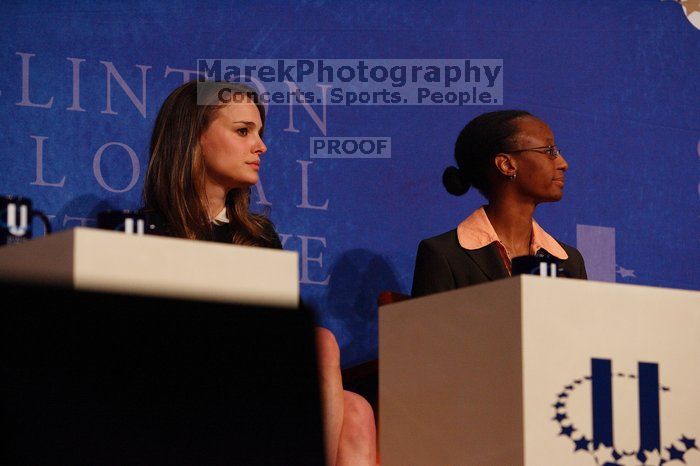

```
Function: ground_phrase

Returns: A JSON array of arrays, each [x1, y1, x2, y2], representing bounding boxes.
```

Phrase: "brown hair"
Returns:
[[143, 80, 276, 246]]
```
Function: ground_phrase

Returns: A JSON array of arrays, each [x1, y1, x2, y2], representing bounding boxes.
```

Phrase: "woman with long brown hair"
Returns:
[[143, 80, 376, 466], [143, 81, 279, 247]]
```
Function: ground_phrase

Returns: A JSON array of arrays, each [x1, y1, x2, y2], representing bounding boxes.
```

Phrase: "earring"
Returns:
[[508, 171, 517, 181]]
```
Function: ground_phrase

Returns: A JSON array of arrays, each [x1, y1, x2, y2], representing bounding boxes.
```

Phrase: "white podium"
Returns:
[[380, 276, 700, 466], [0, 227, 299, 308]]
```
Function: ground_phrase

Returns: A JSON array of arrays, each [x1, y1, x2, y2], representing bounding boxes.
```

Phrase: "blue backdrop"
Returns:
[[2, 0, 698, 366]]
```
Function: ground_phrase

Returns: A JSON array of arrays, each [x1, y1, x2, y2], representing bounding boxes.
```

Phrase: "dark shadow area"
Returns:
[[324, 248, 403, 367], [323, 248, 403, 417], [0, 280, 324, 465], [49, 195, 127, 234]]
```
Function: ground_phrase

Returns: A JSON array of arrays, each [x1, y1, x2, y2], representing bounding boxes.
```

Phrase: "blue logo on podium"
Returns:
[[553, 358, 698, 465]]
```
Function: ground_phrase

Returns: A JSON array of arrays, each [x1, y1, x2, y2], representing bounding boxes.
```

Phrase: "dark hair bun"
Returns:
[[442, 166, 471, 196]]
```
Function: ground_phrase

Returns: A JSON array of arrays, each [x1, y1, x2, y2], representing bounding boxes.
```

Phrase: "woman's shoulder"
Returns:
[[214, 216, 282, 249], [137, 208, 281, 249], [420, 229, 458, 246], [261, 220, 283, 249], [555, 240, 588, 279], [556, 241, 584, 260], [416, 229, 461, 255]]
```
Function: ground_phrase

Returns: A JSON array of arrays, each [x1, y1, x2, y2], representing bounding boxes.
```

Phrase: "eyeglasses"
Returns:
[[506, 145, 561, 159]]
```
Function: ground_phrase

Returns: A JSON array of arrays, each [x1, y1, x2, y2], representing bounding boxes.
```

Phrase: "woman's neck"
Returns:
[[205, 184, 227, 220], [484, 198, 536, 256]]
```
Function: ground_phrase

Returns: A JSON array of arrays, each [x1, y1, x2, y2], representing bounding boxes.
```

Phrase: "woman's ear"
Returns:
[[494, 153, 517, 178]]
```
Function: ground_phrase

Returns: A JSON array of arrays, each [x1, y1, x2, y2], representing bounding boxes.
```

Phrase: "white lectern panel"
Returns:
[[0, 227, 299, 308], [380, 276, 700, 466]]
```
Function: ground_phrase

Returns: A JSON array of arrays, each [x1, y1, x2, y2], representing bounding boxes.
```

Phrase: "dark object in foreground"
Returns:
[[0, 281, 324, 466]]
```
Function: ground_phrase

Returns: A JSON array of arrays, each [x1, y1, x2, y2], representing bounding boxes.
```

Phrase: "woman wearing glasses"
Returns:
[[412, 110, 587, 297]]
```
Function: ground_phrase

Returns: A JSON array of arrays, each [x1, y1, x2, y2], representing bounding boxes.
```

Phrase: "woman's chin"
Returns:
[[536, 191, 564, 203], [226, 177, 259, 190], [549, 191, 564, 202]]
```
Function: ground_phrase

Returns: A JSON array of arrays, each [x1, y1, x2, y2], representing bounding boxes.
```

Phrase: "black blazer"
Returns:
[[411, 229, 587, 297]]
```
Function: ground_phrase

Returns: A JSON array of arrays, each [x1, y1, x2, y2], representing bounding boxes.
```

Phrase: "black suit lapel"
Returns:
[[462, 243, 509, 281]]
